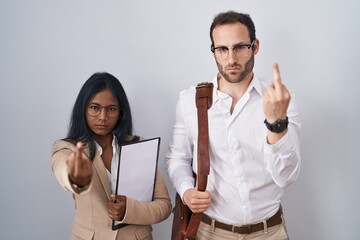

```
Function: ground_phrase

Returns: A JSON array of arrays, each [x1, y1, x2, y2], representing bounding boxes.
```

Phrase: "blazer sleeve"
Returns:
[[51, 140, 93, 195], [121, 168, 172, 225]]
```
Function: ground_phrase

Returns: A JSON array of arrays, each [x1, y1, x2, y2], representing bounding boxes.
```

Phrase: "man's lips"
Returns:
[[226, 67, 241, 73]]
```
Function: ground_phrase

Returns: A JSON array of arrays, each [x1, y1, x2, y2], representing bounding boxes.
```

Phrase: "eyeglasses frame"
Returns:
[[87, 104, 120, 118], [211, 40, 255, 59]]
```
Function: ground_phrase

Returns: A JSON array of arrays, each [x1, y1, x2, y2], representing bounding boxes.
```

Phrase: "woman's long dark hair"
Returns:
[[64, 72, 139, 160]]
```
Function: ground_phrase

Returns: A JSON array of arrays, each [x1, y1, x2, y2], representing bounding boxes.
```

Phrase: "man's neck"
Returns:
[[217, 72, 254, 105]]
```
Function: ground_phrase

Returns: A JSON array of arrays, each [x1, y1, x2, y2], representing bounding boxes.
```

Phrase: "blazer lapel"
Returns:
[[83, 147, 112, 198], [93, 153, 112, 198]]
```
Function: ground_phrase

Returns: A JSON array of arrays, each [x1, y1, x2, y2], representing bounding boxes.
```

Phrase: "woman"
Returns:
[[52, 72, 171, 240]]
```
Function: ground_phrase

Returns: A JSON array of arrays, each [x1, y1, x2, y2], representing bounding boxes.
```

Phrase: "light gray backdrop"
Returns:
[[1, 0, 359, 239]]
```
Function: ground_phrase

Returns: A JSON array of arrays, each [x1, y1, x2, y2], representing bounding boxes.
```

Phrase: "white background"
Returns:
[[0, 0, 359, 239]]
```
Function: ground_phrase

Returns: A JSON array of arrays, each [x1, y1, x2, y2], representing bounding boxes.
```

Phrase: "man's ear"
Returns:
[[253, 38, 260, 55]]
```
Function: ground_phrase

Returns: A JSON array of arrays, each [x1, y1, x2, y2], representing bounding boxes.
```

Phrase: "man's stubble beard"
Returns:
[[216, 53, 255, 84]]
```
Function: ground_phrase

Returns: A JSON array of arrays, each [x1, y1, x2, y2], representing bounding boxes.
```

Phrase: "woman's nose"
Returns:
[[98, 108, 108, 120]]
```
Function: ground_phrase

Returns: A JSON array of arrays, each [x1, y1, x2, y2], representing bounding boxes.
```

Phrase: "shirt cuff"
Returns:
[[264, 131, 293, 154], [178, 179, 195, 201]]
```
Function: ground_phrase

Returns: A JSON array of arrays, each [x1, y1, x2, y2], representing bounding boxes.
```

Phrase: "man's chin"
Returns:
[[225, 75, 243, 84]]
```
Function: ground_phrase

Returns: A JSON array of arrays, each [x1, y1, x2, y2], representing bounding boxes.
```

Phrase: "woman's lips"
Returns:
[[95, 124, 108, 129]]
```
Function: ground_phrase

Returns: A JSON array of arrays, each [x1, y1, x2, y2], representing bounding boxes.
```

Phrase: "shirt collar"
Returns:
[[211, 74, 222, 104], [211, 73, 263, 103], [249, 74, 263, 97]]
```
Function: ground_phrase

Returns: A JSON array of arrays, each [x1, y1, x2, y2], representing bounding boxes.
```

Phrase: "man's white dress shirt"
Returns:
[[166, 74, 301, 225]]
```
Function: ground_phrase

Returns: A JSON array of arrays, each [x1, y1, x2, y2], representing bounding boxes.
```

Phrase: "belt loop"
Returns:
[[263, 220, 268, 234], [210, 218, 215, 232]]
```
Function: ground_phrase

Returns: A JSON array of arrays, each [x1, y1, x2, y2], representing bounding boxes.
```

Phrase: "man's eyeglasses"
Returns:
[[211, 40, 255, 60], [87, 104, 120, 118]]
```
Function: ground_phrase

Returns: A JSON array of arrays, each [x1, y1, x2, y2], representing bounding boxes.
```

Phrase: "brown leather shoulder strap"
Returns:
[[195, 82, 213, 189], [185, 82, 213, 239]]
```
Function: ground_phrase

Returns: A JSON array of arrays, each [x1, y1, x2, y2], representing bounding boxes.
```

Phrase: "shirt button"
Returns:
[[240, 175, 246, 183]]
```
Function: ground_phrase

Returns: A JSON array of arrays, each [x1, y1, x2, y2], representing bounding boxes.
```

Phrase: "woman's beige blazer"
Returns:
[[52, 140, 172, 240]]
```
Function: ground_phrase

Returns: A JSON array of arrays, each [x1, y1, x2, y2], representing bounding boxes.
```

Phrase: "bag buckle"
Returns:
[[196, 82, 210, 88]]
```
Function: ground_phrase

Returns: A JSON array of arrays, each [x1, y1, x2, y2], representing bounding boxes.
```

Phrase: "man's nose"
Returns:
[[227, 49, 238, 64]]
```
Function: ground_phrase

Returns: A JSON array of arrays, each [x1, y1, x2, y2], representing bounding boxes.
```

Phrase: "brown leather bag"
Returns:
[[171, 82, 213, 240]]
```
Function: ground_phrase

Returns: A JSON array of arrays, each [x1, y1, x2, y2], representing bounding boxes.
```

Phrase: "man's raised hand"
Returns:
[[263, 63, 291, 124]]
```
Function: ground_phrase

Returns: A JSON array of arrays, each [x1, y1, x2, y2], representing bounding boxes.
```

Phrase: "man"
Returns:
[[166, 11, 301, 240]]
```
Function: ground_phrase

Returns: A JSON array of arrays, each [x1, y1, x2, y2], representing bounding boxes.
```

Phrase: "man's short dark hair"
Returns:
[[210, 11, 256, 48]]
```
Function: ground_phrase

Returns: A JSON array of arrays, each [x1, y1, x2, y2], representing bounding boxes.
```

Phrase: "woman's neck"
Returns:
[[95, 134, 113, 149]]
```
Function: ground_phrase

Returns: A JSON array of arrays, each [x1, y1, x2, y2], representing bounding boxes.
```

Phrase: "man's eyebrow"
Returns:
[[215, 41, 249, 48], [213, 44, 228, 48], [233, 41, 250, 46]]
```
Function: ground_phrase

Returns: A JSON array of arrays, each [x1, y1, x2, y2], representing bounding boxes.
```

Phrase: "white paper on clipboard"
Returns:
[[114, 137, 160, 202]]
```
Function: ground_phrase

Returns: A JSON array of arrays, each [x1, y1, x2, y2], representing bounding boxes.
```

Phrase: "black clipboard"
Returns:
[[112, 137, 160, 230]]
